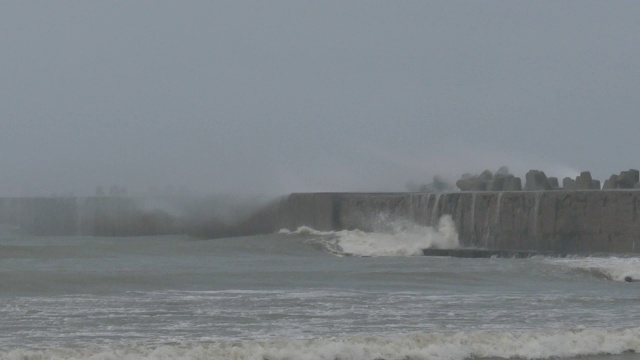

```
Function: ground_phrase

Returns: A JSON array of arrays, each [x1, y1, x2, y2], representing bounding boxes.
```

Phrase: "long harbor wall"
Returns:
[[248, 191, 640, 254], [2, 192, 640, 254]]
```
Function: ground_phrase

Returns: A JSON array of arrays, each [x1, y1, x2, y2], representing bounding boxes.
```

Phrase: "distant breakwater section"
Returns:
[[0, 197, 181, 236], [246, 191, 640, 254], [0, 196, 270, 237]]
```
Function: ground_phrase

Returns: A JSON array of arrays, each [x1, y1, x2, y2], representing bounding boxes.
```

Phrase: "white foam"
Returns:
[[547, 257, 640, 282], [282, 215, 459, 257], [278, 226, 333, 236], [3, 327, 639, 360]]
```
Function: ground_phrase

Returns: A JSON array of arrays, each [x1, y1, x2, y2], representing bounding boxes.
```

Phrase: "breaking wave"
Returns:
[[3, 327, 639, 360], [548, 257, 640, 282], [280, 215, 459, 257]]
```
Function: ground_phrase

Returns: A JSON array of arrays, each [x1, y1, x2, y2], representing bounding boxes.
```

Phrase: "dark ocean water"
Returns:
[[0, 221, 639, 359]]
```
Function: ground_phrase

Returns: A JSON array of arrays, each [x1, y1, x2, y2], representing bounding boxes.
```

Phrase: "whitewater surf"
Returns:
[[1, 221, 639, 359]]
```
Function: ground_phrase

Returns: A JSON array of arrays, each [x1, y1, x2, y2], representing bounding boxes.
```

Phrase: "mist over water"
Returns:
[[2, 2, 640, 196]]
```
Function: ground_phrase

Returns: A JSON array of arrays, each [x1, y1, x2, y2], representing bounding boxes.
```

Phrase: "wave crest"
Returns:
[[281, 215, 459, 257]]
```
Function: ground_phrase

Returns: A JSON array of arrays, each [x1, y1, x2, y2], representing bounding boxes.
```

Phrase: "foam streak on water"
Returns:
[[547, 257, 640, 282], [2, 327, 640, 360]]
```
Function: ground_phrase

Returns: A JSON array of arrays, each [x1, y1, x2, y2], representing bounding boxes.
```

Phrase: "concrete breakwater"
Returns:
[[247, 191, 640, 254], [2, 192, 640, 254]]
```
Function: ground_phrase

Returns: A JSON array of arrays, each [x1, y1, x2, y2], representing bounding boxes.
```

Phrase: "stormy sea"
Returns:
[[1, 216, 639, 360]]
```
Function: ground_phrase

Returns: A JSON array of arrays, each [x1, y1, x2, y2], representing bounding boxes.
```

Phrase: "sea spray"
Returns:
[[470, 193, 476, 237], [495, 192, 503, 222], [282, 215, 459, 257], [430, 193, 441, 226], [482, 201, 491, 248], [483, 192, 504, 248], [3, 327, 639, 360]]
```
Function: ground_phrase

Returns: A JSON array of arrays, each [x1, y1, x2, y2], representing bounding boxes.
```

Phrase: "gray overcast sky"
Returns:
[[1, 1, 639, 196]]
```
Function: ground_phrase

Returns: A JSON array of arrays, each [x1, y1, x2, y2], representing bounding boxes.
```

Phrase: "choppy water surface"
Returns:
[[1, 222, 639, 359]]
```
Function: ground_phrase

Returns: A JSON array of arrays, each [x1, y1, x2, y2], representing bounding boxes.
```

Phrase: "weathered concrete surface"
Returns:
[[246, 191, 640, 254]]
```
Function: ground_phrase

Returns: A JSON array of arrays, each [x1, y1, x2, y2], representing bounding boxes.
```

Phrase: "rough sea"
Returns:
[[1, 216, 639, 360]]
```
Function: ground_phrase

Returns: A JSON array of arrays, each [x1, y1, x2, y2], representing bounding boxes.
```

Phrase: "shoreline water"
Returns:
[[2, 230, 640, 359]]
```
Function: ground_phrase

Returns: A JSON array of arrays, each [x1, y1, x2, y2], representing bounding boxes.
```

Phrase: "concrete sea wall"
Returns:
[[253, 191, 640, 254], [2, 192, 640, 254]]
